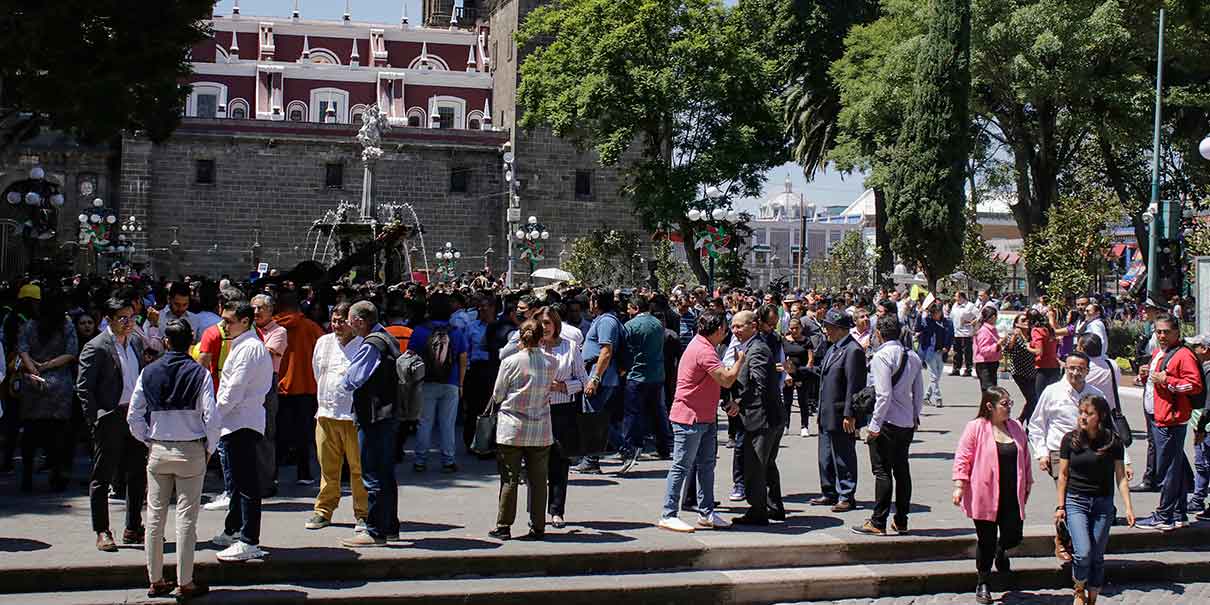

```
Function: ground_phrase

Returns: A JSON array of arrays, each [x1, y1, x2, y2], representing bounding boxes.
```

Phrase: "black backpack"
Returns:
[[421, 323, 454, 383], [851, 350, 910, 418]]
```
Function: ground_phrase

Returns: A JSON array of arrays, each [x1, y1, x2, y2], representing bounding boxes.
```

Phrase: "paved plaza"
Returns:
[[789, 580, 1210, 605]]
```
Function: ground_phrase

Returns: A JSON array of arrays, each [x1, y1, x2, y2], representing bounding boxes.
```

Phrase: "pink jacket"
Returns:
[[973, 322, 1001, 363], [952, 418, 1033, 522]]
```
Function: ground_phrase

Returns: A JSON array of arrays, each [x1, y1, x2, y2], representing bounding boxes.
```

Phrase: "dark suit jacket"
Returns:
[[736, 335, 784, 432], [817, 334, 867, 432], [77, 330, 145, 423]]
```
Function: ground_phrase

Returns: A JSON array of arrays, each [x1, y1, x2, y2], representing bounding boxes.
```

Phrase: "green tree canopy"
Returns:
[[1021, 191, 1124, 299]]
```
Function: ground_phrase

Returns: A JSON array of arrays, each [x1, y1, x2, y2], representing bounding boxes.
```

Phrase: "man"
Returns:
[[1184, 334, 1210, 521], [1132, 297, 1167, 492], [850, 307, 872, 350], [577, 291, 625, 474], [408, 293, 469, 473], [1080, 303, 1109, 359], [676, 294, 698, 349], [340, 301, 403, 547], [306, 303, 368, 533], [814, 310, 867, 512], [949, 292, 976, 377], [1136, 314, 1203, 531], [852, 316, 923, 536], [656, 311, 742, 532], [618, 295, 671, 472], [1028, 352, 1104, 560], [144, 282, 201, 354], [78, 297, 147, 552], [462, 295, 495, 450], [251, 294, 288, 496], [127, 320, 219, 599], [198, 287, 243, 512], [211, 299, 274, 561], [273, 290, 323, 487], [916, 304, 953, 406], [732, 307, 787, 525]]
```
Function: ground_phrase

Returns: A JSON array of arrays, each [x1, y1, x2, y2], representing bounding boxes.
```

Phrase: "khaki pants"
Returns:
[[314, 417, 368, 520], [496, 444, 550, 532], [145, 440, 206, 586]]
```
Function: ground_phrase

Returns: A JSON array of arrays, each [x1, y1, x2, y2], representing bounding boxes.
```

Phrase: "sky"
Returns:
[[210, 1, 871, 210]]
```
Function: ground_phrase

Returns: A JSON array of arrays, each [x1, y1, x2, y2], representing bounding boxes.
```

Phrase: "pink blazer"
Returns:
[[973, 322, 1001, 363], [952, 418, 1033, 522]]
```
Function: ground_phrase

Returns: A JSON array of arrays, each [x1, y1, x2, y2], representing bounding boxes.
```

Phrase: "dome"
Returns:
[[757, 174, 813, 220]]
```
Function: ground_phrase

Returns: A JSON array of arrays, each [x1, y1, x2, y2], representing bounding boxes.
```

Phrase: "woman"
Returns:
[[1052, 307, 1079, 359], [972, 306, 1001, 390], [1028, 309, 1061, 397], [536, 307, 588, 529], [952, 387, 1033, 605], [1056, 395, 1135, 605], [490, 319, 557, 541], [1001, 314, 1039, 426], [17, 294, 78, 492], [782, 318, 814, 436]]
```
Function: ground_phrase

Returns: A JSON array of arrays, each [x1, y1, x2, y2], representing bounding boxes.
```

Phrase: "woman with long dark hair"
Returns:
[[1027, 309, 1061, 396], [972, 306, 1002, 390], [953, 387, 1033, 604], [16, 293, 78, 492], [1055, 395, 1135, 605], [1001, 314, 1039, 425]]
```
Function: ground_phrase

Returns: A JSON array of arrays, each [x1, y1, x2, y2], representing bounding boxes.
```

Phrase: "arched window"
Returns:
[[350, 104, 368, 125], [428, 96, 466, 129], [309, 48, 341, 65], [187, 82, 229, 118], [405, 107, 426, 128], [408, 54, 450, 71], [228, 98, 250, 120], [286, 100, 308, 122], [309, 88, 349, 123], [467, 110, 485, 131]]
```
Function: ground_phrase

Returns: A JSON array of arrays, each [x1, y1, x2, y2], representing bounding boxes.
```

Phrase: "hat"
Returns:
[[1187, 334, 1210, 347], [784, 293, 800, 303], [1143, 296, 1169, 311], [821, 309, 855, 330], [17, 284, 41, 301]]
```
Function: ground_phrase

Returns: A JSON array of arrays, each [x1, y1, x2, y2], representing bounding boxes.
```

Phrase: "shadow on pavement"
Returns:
[[403, 537, 502, 551], [0, 537, 51, 552], [262, 500, 319, 513], [572, 520, 650, 532], [910, 452, 955, 461], [728, 515, 844, 535], [399, 520, 463, 532], [567, 478, 618, 487], [206, 587, 309, 601], [903, 527, 975, 538], [542, 530, 635, 543]]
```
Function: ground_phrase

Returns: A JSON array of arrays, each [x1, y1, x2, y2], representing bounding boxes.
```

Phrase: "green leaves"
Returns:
[[1021, 192, 1123, 299]]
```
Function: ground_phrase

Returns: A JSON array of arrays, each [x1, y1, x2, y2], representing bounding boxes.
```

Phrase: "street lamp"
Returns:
[[686, 185, 744, 292], [436, 241, 462, 280], [1200, 134, 1210, 161], [515, 215, 550, 283]]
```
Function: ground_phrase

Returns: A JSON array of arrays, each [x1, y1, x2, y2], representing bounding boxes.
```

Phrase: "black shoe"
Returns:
[[516, 531, 545, 541], [572, 461, 602, 474], [441, 463, 458, 474], [731, 514, 769, 526], [809, 496, 838, 506], [949, 371, 960, 376], [1130, 481, 1158, 492], [994, 547, 1011, 573], [413, 462, 427, 473], [769, 510, 787, 521], [488, 527, 511, 540], [975, 574, 993, 604]]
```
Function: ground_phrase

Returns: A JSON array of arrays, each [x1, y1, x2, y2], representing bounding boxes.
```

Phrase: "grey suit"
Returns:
[[816, 335, 866, 503], [77, 330, 147, 535], [735, 334, 785, 522]]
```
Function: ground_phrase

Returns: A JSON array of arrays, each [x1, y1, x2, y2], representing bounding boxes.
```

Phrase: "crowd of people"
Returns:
[[0, 272, 1205, 605]]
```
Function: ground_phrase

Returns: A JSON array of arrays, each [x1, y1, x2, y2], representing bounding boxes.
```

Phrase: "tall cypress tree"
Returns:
[[886, 0, 971, 291]]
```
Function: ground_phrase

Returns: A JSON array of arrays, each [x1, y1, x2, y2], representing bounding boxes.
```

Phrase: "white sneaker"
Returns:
[[657, 517, 696, 533], [697, 512, 732, 529], [216, 540, 266, 562], [203, 493, 230, 511], [354, 518, 368, 534], [800, 427, 810, 438], [211, 530, 240, 547]]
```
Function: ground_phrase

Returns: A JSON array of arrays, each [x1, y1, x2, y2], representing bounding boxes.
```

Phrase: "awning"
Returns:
[[1110, 243, 1126, 257], [752, 244, 772, 253]]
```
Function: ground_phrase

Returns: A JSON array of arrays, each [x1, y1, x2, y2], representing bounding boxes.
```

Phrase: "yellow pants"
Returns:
[[314, 417, 368, 521]]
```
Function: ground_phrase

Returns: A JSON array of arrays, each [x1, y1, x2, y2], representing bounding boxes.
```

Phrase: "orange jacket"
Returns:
[[274, 311, 325, 395], [1150, 345, 1204, 427]]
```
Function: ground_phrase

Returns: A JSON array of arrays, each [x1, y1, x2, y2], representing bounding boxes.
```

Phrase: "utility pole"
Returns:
[[502, 143, 519, 287], [797, 191, 806, 291], [1145, 8, 1165, 301]]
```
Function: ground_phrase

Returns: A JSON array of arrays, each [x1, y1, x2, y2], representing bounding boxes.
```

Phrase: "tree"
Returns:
[[1021, 192, 1124, 299], [886, 0, 971, 292], [516, 0, 788, 285], [650, 238, 695, 292], [955, 206, 1007, 291], [563, 229, 644, 287], [810, 230, 872, 291], [0, 1, 213, 150]]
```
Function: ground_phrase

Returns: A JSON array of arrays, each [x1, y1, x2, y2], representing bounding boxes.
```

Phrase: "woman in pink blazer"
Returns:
[[952, 386, 1033, 605], [972, 306, 1002, 390]]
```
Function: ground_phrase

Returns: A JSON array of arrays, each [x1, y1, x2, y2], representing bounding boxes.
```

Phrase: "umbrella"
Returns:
[[531, 267, 574, 281]]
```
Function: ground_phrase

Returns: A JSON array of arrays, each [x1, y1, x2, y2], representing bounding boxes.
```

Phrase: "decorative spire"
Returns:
[[466, 45, 476, 71], [350, 36, 360, 66], [343, 0, 351, 22], [232, 0, 240, 17], [300, 34, 310, 61], [229, 29, 239, 62], [292, 0, 300, 20], [784, 173, 792, 193], [419, 42, 430, 69], [482, 98, 492, 129], [401, 1, 409, 27]]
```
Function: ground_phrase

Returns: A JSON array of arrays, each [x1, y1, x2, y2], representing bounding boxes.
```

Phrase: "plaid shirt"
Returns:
[[493, 348, 557, 447]]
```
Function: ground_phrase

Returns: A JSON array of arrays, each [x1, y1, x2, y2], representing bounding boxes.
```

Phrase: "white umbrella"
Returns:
[[531, 267, 574, 281]]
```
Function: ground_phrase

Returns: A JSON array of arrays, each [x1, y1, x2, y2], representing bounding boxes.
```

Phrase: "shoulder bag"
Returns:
[[470, 399, 499, 456], [1106, 361, 1133, 447], [850, 350, 909, 418]]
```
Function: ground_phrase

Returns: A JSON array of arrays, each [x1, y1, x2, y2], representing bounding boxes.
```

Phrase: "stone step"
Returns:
[[15, 549, 1210, 605], [3, 524, 1208, 595]]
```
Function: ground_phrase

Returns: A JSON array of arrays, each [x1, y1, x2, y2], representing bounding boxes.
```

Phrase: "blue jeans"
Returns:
[[662, 421, 718, 518], [359, 418, 400, 539], [416, 383, 459, 466], [1153, 423, 1192, 523], [621, 380, 672, 456], [218, 439, 234, 497], [1065, 492, 1115, 589], [923, 350, 944, 401], [1192, 436, 1210, 509]]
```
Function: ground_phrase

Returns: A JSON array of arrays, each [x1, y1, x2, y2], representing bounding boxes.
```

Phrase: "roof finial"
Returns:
[[350, 36, 360, 66], [300, 34, 310, 61], [343, 0, 351, 22], [784, 173, 792, 193], [229, 29, 240, 62], [401, 1, 409, 27], [292, 0, 300, 21], [482, 98, 492, 129], [466, 45, 476, 71], [232, 0, 240, 17]]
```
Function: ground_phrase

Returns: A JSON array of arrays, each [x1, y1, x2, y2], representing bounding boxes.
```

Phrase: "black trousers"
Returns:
[[548, 403, 576, 516], [953, 337, 974, 373], [783, 380, 816, 430], [1034, 367, 1061, 403], [742, 424, 784, 522], [974, 491, 1023, 574], [21, 418, 70, 489], [89, 411, 148, 533], [975, 362, 999, 391], [223, 428, 263, 544], [1013, 374, 1039, 427], [462, 361, 496, 449], [868, 423, 914, 529], [276, 393, 317, 481]]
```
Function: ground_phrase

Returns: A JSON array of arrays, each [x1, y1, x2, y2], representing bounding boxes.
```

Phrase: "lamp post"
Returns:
[[436, 241, 462, 281], [514, 215, 549, 284], [687, 185, 744, 292], [1145, 8, 1166, 301]]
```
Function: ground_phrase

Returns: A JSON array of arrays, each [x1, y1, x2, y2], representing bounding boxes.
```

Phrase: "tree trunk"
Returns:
[[873, 187, 892, 286], [681, 221, 710, 287]]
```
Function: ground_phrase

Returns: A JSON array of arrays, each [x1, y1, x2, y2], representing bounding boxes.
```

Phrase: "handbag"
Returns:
[[575, 393, 611, 457], [470, 400, 499, 456], [850, 350, 909, 418], [1106, 361, 1133, 447]]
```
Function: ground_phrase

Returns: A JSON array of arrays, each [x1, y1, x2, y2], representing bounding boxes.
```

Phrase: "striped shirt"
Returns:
[[543, 335, 589, 405], [493, 348, 557, 447]]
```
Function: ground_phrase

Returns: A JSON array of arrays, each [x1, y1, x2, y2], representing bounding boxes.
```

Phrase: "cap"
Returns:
[[17, 284, 41, 301], [821, 309, 855, 330], [1187, 333, 1210, 347]]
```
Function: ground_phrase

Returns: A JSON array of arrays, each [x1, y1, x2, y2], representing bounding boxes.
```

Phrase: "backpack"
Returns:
[[395, 350, 426, 421], [422, 323, 454, 383], [851, 349, 910, 418], [1159, 345, 1207, 410]]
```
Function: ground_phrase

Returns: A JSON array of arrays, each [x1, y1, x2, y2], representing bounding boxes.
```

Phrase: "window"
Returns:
[[187, 82, 228, 118], [228, 98, 249, 119], [754, 251, 768, 266], [196, 94, 218, 118], [231, 106, 247, 119], [437, 106, 454, 129], [408, 115, 421, 127], [320, 101, 339, 123], [309, 88, 350, 123], [450, 167, 470, 193], [352, 112, 364, 124], [575, 170, 592, 200], [325, 163, 344, 189], [428, 96, 466, 129], [290, 109, 304, 121], [195, 159, 215, 184], [468, 118, 480, 130]]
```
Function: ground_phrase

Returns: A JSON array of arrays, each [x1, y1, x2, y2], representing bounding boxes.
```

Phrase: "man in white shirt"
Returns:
[[949, 292, 976, 377], [211, 300, 275, 562], [1080, 303, 1109, 359], [306, 303, 368, 533], [143, 282, 201, 355]]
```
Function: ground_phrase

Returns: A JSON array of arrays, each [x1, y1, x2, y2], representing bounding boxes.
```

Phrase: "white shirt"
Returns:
[[560, 322, 584, 349], [544, 335, 589, 405], [1028, 379, 1106, 459], [127, 359, 222, 455], [216, 329, 275, 436], [313, 332, 363, 421], [950, 301, 976, 338], [868, 340, 925, 433], [111, 327, 140, 406], [1083, 318, 1109, 358]]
